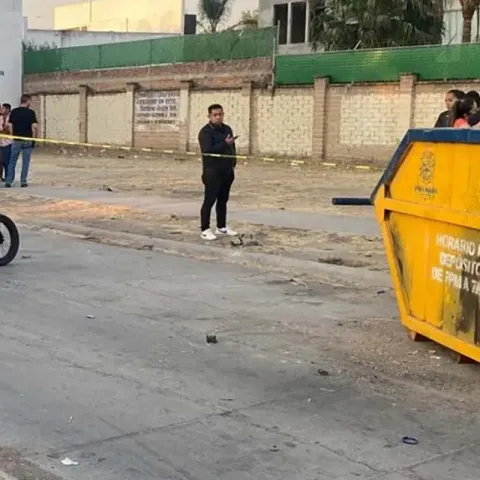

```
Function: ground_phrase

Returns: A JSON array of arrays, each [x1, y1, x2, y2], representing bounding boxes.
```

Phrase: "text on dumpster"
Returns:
[[431, 233, 480, 294]]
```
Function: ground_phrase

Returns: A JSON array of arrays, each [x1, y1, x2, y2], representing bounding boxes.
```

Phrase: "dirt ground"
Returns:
[[2, 196, 386, 272], [31, 149, 379, 216], [1, 150, 385, 270]]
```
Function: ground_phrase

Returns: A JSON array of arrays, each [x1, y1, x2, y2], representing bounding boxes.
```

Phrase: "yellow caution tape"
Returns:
[[0, 134, 380, 171]]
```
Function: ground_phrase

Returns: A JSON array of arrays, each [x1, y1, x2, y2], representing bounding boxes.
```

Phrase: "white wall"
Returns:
[[443, 0, 480, 44], [0, 0, 23, 105], [24, 29, 174, 49]]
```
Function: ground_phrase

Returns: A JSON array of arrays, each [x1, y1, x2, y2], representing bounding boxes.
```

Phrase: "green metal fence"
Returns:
[[24, 27, 276, 74], [275, 43, 480, 85]]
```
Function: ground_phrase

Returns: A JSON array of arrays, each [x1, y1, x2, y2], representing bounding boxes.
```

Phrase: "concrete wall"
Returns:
[[45, 94, 79, 141], [87, 93, 131, 145], [0, 0, 23, 105], [23, 59, 480, 164], [24, 29, 174, 49]]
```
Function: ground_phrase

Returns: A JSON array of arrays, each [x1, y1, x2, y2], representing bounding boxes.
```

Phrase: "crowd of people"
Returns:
[[0, 94, 38, 187], [434, 89, 480, 128]]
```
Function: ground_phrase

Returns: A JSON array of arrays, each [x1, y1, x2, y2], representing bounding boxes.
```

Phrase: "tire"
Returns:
[[0, 214, 20, 266]]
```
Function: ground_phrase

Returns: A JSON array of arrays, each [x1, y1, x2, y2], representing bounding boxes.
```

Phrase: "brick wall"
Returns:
[[23, 61, 480, 164], [44, 94, 80, 142], [251, 87, 314, 157]]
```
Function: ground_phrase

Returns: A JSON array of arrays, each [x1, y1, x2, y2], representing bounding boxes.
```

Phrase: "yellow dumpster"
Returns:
[[334, 129, 480, 363]]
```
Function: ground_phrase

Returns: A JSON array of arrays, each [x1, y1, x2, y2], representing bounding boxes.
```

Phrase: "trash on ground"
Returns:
[[317, 369, 329, 376], [230, 235, 244, 247], [401, 436, 419, 445], [289, 278, 308, 287], [86, 315, 95, 319], [269, 445, 280, 452], [61, 457, 79, 466], [206, 335, 218, 344]]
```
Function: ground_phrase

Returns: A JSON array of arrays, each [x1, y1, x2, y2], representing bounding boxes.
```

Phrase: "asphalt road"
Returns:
[[0, 230, 479, 479]]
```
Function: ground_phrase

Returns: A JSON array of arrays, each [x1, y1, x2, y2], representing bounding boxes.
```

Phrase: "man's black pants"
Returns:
[[201, 167, 235, 231]]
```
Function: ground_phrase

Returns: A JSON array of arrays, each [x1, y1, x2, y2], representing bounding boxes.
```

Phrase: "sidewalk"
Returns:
[[2, 185, 379, 236]]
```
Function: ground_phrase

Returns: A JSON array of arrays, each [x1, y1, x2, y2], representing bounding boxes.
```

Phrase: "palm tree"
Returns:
[[197, 0, 234, 33], [310, 0, 444, 51], [459, 0, 480, 42], [239, 9, 259, 29]]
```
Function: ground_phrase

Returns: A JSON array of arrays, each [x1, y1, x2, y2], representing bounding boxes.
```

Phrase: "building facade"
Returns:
[[54, 0, 184, 33], [443, 0, 480, 43], [259, 0, 479, 55], [259, 0, 311, 54], [0, 0, 23, 105]]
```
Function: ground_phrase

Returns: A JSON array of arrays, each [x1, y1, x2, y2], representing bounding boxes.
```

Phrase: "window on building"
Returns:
[[291, 2, 307, 44], [273, 3, 288, 45], [184, 14, 197, 35]]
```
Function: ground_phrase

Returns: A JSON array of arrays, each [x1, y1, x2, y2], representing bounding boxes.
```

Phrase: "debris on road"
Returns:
[[269, 445, 280, 452], [317, 369, 329, 376], [61, 457, 79, 466], [401, 436, 419, 446], [230, 235, 244, 247], [86, 315, 95, 320], [289, 278, 308, 287], [206, 335, 218, 344]]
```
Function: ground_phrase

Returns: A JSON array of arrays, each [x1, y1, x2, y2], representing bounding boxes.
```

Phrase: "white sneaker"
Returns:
[[215, 227, 238, 237], [201, 228, 217, 241]]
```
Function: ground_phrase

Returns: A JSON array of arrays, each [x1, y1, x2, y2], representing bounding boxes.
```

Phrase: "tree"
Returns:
[[310, 0, 444, 51], [238, 9, 259, 29], [197, 0, 234, 33], [22, 40, 56, 52], [459, 0, 480, 42]]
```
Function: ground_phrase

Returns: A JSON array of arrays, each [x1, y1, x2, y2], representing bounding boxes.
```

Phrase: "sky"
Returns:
[[24, 0, 258, 30]]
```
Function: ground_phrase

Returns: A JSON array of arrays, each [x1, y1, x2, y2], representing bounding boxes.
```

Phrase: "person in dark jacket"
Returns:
[[434, 89, 465, 127], [466, 90, 480, 127], [198, 104, 238, 241]]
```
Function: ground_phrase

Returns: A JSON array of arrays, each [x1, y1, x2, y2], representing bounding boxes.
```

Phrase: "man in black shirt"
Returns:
[[5, 94, 38, 188], [198, 104, 238, 241]]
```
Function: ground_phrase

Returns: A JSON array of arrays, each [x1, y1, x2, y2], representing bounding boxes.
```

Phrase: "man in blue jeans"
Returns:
[[5, 94, 38, 188]]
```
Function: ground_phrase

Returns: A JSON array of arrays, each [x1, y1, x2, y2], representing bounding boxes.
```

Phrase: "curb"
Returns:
[[19, 219, 390, 289]]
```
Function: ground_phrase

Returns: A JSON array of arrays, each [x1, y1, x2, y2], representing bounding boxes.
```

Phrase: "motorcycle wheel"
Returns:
[[0, 214, 20, 266]]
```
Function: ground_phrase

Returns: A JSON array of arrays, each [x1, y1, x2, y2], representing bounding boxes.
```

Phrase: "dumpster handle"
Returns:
[[331, 197, 372, 206]]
